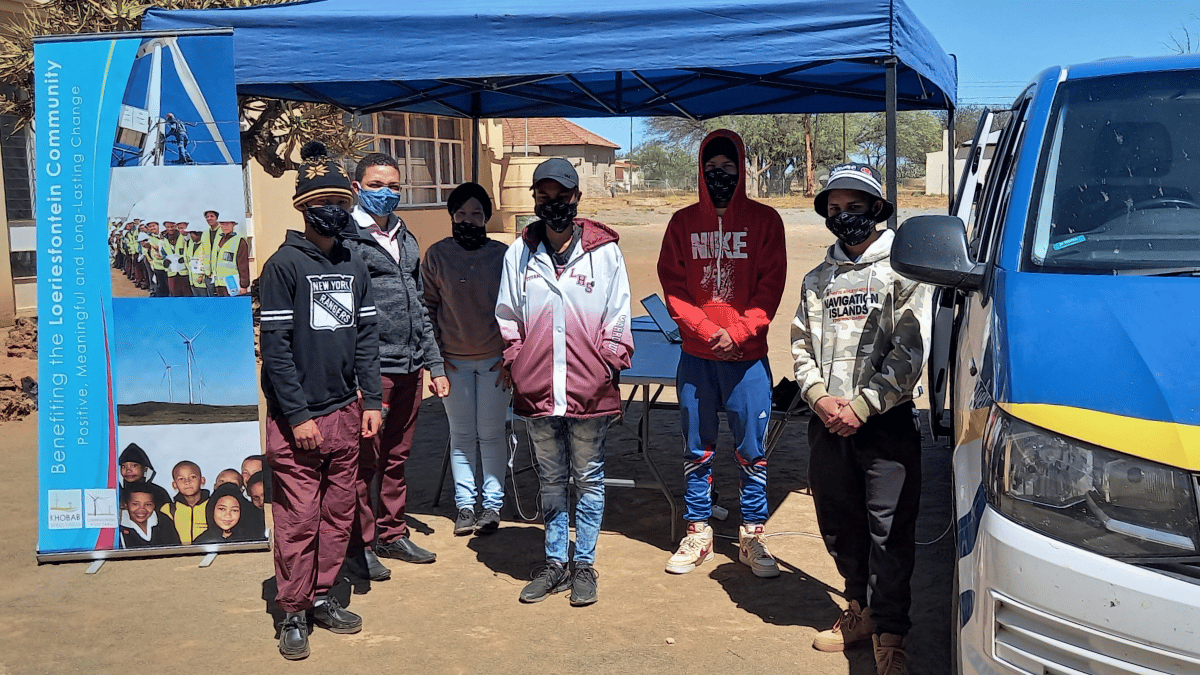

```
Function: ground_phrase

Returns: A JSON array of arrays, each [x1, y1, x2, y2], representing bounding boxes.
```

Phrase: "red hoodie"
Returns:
[[656, 129, 787, 362]]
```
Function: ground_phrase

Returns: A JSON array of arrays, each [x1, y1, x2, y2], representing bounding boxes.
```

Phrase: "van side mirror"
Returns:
[[892, 215, 986, 292]]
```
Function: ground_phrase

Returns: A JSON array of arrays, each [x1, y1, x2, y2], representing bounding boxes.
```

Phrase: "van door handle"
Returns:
[[969, 358, 978, 376]]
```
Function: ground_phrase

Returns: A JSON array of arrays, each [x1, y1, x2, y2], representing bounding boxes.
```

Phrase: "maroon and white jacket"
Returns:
[[496, 219, 634, 418]]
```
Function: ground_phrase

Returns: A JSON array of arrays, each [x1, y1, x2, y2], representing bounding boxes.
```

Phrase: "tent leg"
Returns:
[[947, 107, 956, 213], [885, 57, 898, 229], [471, 93, 481, 184]]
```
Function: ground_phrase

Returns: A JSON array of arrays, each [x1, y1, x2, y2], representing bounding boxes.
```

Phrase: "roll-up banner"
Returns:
[[34, 30, 267, 561]]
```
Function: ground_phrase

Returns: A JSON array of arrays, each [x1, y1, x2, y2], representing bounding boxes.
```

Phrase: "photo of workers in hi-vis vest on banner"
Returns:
[[35, 30, 264, 559]]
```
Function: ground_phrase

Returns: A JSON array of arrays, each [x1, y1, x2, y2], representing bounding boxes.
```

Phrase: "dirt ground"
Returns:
[[0, 202, 955, 675]]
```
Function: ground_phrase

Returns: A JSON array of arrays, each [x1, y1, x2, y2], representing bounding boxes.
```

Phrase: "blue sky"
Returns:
[[570, 0, 1197, 153], [111, 296, 258, 406]]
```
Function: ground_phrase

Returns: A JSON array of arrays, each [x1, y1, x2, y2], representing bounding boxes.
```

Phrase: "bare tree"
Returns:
[[0, 0, 365, 175], [1165, 15, 1200, 54]]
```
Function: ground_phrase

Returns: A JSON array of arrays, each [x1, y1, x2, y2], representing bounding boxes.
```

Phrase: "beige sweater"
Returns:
[[421, 237, 508, 360]]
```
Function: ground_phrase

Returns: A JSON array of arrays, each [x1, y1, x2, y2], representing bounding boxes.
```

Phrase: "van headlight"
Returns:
[[986, 408, 1200, 556]]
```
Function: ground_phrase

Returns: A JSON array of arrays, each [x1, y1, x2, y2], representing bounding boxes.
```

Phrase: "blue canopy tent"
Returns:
[[143, 0, 958, 209]]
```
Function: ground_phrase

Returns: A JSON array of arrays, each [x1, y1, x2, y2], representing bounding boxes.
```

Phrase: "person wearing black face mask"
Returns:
[[658, 130, 787, 581], [422, 182, 510, 537], [258, 140, 383, 660], [497, 157, 634, 607], [792, 163, 931, 671]]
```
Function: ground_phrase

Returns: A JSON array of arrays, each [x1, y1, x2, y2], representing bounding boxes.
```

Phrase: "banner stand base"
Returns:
[[38, 540, 270, 565], [85, 560, 105, 574], [199, 552, 217, 568]]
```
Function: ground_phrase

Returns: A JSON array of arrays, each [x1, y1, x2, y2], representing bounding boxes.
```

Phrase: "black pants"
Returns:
[[808, 402, 921, 636]]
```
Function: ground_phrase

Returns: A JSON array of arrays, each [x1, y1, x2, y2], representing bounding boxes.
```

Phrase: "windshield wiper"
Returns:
[[1114, 266, 1200, 277]]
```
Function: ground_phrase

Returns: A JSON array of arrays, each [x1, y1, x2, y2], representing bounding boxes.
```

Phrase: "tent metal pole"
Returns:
[[885, 57, 898, 229], [471, 93, 481, 183], [947, 107, 956, 213]]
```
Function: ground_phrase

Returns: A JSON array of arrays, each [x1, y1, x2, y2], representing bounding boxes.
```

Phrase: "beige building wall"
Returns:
[[249, 118, 508, 265]]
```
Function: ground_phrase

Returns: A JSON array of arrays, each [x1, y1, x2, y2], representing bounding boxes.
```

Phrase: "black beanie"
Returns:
[[293, 141, 354, 208], [446, 182, 493, 222], [702, 136, 739, 165]]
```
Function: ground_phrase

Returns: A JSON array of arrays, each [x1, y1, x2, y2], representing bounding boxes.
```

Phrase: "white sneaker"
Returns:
[[665, 522, 714, 574], [738, 523, 780, 578]]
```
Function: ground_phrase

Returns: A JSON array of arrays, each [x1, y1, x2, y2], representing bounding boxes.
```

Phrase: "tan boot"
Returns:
[[812, 599, 874, 651], [872, 633, 908, 675]]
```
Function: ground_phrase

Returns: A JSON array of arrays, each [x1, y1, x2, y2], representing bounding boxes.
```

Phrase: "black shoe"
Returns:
[[363, 547, 391, 581], [519, 561, 572, 603], [375, 536, 437, 563], [454, 508, 476, 536], [339, 551, 372, 595], [310, 595, 362, 634], [278, 612, 310, 660], [569, 563, 599, 606], [475, 508, 501, 535]]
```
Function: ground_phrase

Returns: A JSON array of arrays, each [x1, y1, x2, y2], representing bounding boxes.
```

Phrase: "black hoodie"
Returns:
[[259, 230, 383, 426], [117, 443, 172, 509], [193, 483, 263, 544]]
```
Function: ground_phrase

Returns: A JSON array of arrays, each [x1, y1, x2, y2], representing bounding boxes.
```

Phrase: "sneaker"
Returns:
[[873, 633, 909, 675], [665, 522, 714, 574], [310, 595, 362, 634], [738, 523, 780, 578], [454, 508, 476, 536], [519, 561, 572, 603], [375, 535, 437, 563], [278, 612, 310, 660], [475, 508, 501, 535], [813, 599, 875, 652], [569, 563, 599, 606]]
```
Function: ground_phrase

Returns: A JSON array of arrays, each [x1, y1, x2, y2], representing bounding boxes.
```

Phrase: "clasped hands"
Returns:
[[814, 395, 864, 437]]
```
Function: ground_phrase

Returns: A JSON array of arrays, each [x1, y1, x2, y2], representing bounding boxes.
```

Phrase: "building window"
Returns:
[[2, 111, 36, 282], [355, 112, 466, 206]]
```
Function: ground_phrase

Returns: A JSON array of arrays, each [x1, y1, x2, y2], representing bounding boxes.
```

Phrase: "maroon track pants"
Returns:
[[354, 372, 422, 546], [267, 402, 360, 613]]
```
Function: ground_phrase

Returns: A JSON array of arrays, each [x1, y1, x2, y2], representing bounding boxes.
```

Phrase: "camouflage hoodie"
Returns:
[[790, 229, 931, 422]]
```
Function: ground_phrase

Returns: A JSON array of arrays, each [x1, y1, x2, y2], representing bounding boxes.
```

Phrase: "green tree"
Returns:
[[851, 111, 944, 179], [626, 141, 696, 190], [0, 0, 363, 176]]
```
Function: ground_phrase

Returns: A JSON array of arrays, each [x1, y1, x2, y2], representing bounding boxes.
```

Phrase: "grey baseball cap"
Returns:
[[530, 157, 579, 190]]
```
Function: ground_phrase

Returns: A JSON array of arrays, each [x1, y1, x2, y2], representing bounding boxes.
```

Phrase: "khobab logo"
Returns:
[[47, 489, 83, 530]]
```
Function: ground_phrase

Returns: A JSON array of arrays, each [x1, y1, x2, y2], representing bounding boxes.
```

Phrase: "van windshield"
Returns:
[[1028, 71, 1200, 274]]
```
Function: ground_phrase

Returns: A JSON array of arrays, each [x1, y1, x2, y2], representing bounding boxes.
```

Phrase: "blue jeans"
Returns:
[[677, 353, 772, 524], [525, 415, 611, 565], [443, 355, 510, 512]]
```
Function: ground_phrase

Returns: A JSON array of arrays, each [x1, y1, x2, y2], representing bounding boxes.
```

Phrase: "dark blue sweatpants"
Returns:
[[676, 352, 772, 524]]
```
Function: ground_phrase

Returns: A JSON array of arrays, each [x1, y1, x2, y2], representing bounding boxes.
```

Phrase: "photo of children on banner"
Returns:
[[116, 441, 268, 549]]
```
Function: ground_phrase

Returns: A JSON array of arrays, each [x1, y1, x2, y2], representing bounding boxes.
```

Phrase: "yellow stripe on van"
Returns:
[[999, 403, 1200, 472]]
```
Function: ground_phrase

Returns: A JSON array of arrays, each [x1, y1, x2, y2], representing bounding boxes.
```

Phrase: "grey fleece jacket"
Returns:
[[341, 206, 445, 378]]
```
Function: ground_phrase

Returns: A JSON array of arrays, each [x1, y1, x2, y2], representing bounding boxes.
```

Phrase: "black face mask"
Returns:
[[536, 199, 578, 233], [825, 211, 878, 247], [304, 204, 349, 238], [704, 167, 738, 204], [452, 219, 488, 251]]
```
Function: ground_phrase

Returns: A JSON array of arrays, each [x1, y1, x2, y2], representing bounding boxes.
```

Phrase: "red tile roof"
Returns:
[[502, 118, 620, 150]]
